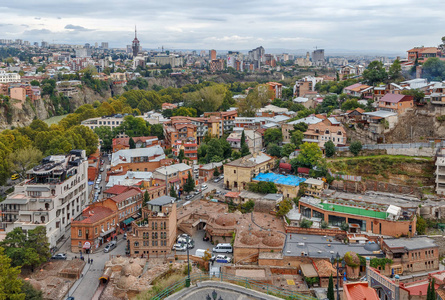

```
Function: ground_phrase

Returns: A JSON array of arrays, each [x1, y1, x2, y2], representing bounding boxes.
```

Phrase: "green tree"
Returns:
[[281, 143, 296, 157], [416, 215, 427, 235], [401, 89, 425, 104], [300, 218, 313, 228], [317, 95, 338, 114], [178, 149, 185, 163], [183, 171, 195, 193], [290, 130, 304, 148], [324, 140, 336, 158], [363, 61, 388, 85], [170, 185, 177, 198], [237, 84, 272, 117], [20, 280, 43, 300], [240, 131, 251, 157], [0, 247, 25, 300], [276, 199, 293, 217], [389, 59, 403, 82], [297, 142, 322, 167], [422, 57, 445, 81], [7, 147, 43, 179], [231, 150, 241, 159], [143, 191, 149, 206], [129, 137, 136, 149], [206, 139, 224, 163], [94, 126, 115, 153], [341, 99, 364, 111], [213, 167, 220, 177], [349, 141, 362, 156], [327, 275, 335, 300], [266, 143, 281, 157], [263, 128, 282, 146], [173, 107, 197, 117], [30, 80, 40, 87]]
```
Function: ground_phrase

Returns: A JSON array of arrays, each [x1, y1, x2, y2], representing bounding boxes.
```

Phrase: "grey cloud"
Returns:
[[24, 29, 52, 35], [34, 17, 41, 20], [65, 24, 94, 31]]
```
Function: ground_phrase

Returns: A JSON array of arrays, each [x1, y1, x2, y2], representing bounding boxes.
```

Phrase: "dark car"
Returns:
[[203, 236, 210, 241], [51, 253, 67, 260]]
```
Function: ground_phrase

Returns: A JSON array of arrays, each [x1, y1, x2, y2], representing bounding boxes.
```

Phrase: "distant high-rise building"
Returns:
[[132, 26, 140, 57], [75, 47, 92, 58], [101, 42, 109, 50], [209, 49, 216, 60], [312, 49, 325, 66], [33, 42, 39, 47], [41, 41, 48, 48], [84, 43, 90, 49]]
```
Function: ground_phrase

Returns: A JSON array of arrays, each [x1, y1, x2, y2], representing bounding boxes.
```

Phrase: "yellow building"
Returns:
[[304, 178, 326, 197], [224, 153, 274, 191]]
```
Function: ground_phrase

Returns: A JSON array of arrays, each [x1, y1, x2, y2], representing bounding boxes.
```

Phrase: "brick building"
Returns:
[[378, 93, 414, 114], [112, 136, 159, 153], [128, 195, 177, 257], [110, 145, 166, 174]]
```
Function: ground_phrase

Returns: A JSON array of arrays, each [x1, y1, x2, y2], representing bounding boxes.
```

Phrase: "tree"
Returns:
[[276, 199, 293, 217], [178, 149, 185, 163], [349, 141, 362, 156], [281, 143, 296, 157], [143, 191, 150, 206], [231, 150, 241, 159], [266, 143, 281, 157], [300, 218, 313, 228], [341, 99, 364, 111], [206, 139, 224, 163], [317, 95, 338, 114], [94, 126, 114, 153], [327, 275, 335, 300], [363, 61, 388, 85], [401, 89, 425, 104], [170, 185, 177, 198], [422, 57, 445, 81], [30, 80, 40, 87], [263, 128, 282, 146], [416, 215, 427, 235], [324, 140, 336, 158], [173, 107, 197, 117], [340, 222, 349, 232], [20, 280, 43, 300], [7, 147, 43, 179], [389, 59, 403, 82], [129, 137, 136, 149], [0, 247, 25, 300], [290, 130, 304, 148], [213, 167, 220, 177], [183, 171, 195, 193], [237, 84, 272, 117], [297, 142, 322, 167], [240, 131, 250, 157]]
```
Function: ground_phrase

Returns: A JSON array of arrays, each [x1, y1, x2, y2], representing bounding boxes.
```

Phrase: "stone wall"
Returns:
[[331, 180, 422, 197]]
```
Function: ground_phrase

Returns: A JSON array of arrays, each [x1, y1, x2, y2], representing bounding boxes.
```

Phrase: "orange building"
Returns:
[[71, 204, 118, 253], [378, 94, 414, 114], [161, 102, 177, 110], [112, 136, 159, 153], [109, 187, 144, 224], [109, 145, 168, 174], [343, 282, 379, 300], [407, 47, 441, 63], [267, 82, 283, 99]]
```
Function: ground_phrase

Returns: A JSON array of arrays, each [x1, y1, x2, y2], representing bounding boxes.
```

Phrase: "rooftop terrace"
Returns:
[[253, 173, 306, 187]]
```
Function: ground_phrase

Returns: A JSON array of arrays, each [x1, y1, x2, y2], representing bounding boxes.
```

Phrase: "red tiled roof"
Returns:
[[343, 282, 379, 300], [379, 93, 412, 103], [110, 188, 142, 203], [279, 163, 292, 170], [104, 185, 131, 195], [297, 167, 310, 174], [78, 206, 115, 224]]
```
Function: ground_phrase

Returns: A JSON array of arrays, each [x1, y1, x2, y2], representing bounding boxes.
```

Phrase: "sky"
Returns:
[[0, 0, 444, 55]]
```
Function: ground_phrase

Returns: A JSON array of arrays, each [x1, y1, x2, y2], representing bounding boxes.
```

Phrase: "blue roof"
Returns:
[[252, 173, 306, 187]]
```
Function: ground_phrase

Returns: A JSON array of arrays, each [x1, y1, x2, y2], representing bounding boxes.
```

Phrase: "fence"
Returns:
[[152, 272, 316, 300], [336, 141, 445, 152]]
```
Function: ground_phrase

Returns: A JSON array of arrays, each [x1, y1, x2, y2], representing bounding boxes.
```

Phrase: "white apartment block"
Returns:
[[436, 150, 445, 195], [0, 70, 21, 83], [81, 115, 144, 138], [0, 150, 88, 247]]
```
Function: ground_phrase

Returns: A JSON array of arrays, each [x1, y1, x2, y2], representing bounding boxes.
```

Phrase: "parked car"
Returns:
[[194, 190, 200, 195], [104, 241, 116, 253], [215, 190, 221, 195], [213, 178, 220, 183], [172, 243, 187, 251], [51, 253, 67, 260], [201, 184, 208, 190], [100, 167, 104, 172], [123, 233, 127, 240], [11, 174, 19, 181], [177, 234, 190, 240], [185, 195, 192, 200], [219, 175, 224, 179], [215, 255, 232, 263]]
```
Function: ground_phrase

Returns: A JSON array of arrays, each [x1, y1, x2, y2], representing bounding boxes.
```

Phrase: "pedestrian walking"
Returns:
[[91, 258, 93, 264]]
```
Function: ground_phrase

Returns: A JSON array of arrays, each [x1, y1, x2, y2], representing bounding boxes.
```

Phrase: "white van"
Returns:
[[194, 249, 208, 258], [212, 243, 232, 253]]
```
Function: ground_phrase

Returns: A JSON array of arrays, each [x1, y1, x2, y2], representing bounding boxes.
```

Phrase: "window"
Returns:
[[95, 227, 98, 234], [234, 170, 236, 174], [78, 230, 82, 237]]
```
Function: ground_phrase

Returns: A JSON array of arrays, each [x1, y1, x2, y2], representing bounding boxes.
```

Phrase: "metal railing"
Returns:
[[152, 272, 316, 300], [336, 141, 445, 152]]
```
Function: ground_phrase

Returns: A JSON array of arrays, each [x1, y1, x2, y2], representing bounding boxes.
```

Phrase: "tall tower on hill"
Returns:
[[132, 26, 140, 58]]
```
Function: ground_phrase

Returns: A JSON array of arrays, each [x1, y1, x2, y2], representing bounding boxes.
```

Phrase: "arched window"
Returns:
[[134, 242, 139, 247]]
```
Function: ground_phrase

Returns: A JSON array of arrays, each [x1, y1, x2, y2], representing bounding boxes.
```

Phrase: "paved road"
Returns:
[[66, 235, 127, 300]]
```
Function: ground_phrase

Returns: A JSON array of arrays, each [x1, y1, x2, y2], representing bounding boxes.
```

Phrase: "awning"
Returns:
[[123, 217, 134, 225], [300, 263, 318, 278], [99, 227, 115, 237]]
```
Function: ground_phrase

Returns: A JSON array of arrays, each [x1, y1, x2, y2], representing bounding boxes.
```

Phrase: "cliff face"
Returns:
[[0, 85, 122, 129]]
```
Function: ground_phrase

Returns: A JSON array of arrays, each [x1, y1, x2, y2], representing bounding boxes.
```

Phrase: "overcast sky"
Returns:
[[0, 0, 443, 55]]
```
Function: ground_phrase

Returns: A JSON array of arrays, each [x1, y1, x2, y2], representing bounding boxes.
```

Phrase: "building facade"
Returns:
[[0, 150, 88, 247], [128, 196, 177, 257]]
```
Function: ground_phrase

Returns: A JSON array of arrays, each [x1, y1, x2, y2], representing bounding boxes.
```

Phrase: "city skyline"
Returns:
[[0, 0, 444, 54]]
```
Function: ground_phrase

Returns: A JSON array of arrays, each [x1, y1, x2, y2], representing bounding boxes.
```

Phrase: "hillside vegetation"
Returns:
[[328, 155, 435, 186]]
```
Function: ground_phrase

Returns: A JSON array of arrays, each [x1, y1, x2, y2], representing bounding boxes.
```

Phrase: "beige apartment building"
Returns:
[[224, 153, 274, 191], [128, 195, 177, 257]]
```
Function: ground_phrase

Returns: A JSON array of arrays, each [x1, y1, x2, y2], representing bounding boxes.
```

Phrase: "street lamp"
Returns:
[[331, 252, 341, 300]]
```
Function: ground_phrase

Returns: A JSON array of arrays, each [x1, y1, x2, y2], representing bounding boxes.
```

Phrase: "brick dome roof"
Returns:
[[215, 214, 237, 227], [240, 232, 261, 245], [262, 234, 284, 247]]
